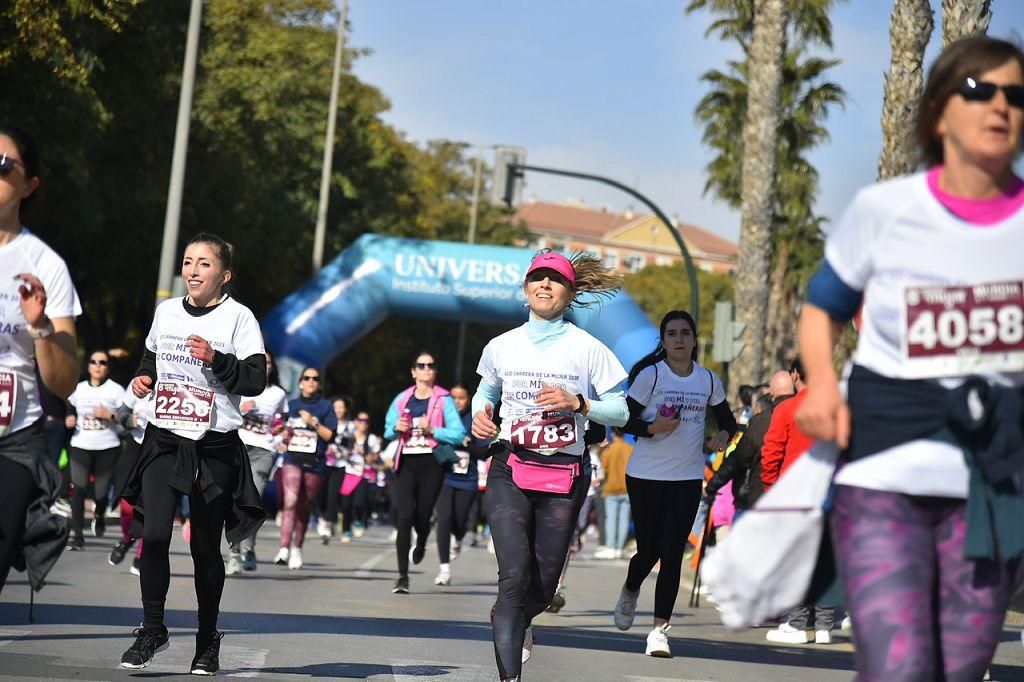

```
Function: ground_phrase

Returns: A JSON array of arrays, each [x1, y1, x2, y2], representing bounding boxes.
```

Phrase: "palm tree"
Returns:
[[942, 0, 992, 46], [877, 0, 934, 180]]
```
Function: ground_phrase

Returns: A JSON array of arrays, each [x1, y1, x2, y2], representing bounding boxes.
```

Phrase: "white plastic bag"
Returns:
[[701, 441, 840, 629]]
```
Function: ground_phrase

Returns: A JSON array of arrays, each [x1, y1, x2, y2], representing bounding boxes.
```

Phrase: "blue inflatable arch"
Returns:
[[262, 235, 660, 386]]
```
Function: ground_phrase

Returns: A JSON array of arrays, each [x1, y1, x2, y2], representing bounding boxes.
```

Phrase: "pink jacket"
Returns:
[[392, 385, 451, 471]]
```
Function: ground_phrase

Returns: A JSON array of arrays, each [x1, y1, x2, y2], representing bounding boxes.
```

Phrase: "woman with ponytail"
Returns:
[[471, 250, 628, 682], [612, 310, 736, 658]]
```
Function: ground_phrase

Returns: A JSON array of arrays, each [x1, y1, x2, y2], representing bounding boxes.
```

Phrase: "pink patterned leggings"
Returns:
[[279, 464, 324, 549], [831, 484, 1017, 681]]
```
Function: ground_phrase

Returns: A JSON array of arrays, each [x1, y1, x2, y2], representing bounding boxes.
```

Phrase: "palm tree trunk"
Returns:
[[942, 0, 992, 46], [731, 0, 788, 388], [878, 0, 934, 180], [763, 238, 791, 372]]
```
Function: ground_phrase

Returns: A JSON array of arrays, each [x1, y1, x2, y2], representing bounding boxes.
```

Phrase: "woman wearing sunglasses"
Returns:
[[276, 366, 336, 569], [383, 351, 465, 594], [65, 350, 125, 550], [797, 36, 1024, 681], [471, 251, 628, 682], [0, 125, 81, 596]]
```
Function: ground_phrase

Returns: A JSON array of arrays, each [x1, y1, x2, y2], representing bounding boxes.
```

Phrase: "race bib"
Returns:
[[288, 427, 318, 454], [403, 428, 432, 454], [79, 414, 105, 431], [242, 411, 270, 435], [0, 370, 16, 438], [154, 382, 214, 432], [510, 410, 578, 454], [452, 449, 471, 475], [902, 281, 1024, 378]]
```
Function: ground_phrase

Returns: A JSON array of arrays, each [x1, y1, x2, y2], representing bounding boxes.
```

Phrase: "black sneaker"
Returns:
[[190, 630, 224, 675], [120, 626, 169, 669], [108, 539, 135, 566], [546, 590, 566, 613], [392, 575, 410, 594], [66, 536, 84, 551], [92, 517, 106, 538], [242, 549, 257, 572], [411, 544, 425, 565]]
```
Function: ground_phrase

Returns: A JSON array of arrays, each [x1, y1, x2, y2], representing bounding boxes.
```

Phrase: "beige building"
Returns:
[[514, 200, 737, 274]]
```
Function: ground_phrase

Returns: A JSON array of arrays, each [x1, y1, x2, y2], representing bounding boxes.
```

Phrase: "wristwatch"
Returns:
[[573, 394, 587, 414]]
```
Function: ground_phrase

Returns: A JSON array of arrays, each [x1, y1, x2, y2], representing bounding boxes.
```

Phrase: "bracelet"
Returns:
[[27, 317, 55, 340], [573, 393, 587, 414]]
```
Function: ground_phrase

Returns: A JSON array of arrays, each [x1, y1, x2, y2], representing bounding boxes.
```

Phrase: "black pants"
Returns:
[[340, 478, 369, 532], [0, 455, 35, 591], [140, 452, 234, 635], [485, 452, 589, 679], [68, 446, 118, 540], [625, 475, 702, 621], [436, 485, 478, 563], [393, 453, 444, 577], [322, 466, 346, 527]]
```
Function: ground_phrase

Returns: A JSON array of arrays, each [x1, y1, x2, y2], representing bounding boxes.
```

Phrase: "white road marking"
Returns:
[[355, 549, 391, 578], [0, 629, 27, 649]]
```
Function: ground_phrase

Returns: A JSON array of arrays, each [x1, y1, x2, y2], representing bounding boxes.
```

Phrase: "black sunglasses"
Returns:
[[89, 359, 109, 366], [355, 417, 369, 422], [0, 154, 21, 178], [415, 362, 436, 370], [958, 76, 1024, 108], [301, 375, 320, 382]]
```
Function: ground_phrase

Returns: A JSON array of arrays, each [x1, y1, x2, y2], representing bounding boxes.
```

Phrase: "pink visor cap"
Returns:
[[525, 252, 576, 286]]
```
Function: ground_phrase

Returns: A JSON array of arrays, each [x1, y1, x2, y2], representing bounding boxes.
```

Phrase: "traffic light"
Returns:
[[491, 145, 526, 210], [712, 300, 746, 363]]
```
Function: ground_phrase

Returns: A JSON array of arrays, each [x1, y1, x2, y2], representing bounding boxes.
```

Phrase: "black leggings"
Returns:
[[436, 485, 478, 563], [140, 452, 234, 634], [625, 475, 702, 621], [322, 467, 346, 526], [340, 478, 369, 532], [485, 452, 589, 680], [68, 446, 118, 539], [393, 454, 444, 577], [0, 455, 35, 592]]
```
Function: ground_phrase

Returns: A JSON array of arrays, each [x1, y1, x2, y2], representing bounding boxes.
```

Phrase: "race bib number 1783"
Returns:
[[902, 280, 1024, 378], [510, 410, 578, 454]]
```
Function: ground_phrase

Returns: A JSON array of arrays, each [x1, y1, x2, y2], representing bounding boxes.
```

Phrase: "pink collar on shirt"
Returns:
[[927, 165, 1024, 225]]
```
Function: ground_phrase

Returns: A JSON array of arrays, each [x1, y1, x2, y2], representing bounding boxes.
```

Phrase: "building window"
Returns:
[[624, 254, 645, 273], [603, 251, 619, 269]]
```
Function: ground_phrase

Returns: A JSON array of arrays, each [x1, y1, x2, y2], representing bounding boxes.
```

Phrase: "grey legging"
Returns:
[[229, 445, 274, 554]]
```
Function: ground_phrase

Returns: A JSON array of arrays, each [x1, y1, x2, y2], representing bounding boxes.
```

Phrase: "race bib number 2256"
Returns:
[[902, 280, 1024, 377], [154, 382, 214, 432]]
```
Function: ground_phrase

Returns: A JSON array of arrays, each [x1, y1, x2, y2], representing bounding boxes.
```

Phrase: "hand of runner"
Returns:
[[534, 382, 579, 411], [14, 273, 47, 328], [65, 414, 76, 429], [186, 334, 215, 364], [704, 429, 729, 453], [132, 375, 153, 398], [796, 379, 851, 448], [649, 411, 679, 435], [240, 400, 255, 413], [395, 415, 410, 433], [472, 403, 497, 440], [93, 405, 113, 421]]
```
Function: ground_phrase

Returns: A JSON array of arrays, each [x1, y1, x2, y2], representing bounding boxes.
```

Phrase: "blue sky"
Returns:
[[347, 1, 1024, 243]]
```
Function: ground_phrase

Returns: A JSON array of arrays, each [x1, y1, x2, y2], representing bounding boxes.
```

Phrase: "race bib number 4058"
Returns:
[[902, 280, 1024, 378], [154, 382, 214, 432], [510, 411, 577, 454]]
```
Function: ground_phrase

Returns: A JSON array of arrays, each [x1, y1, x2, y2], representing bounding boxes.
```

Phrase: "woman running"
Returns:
[[227, 350, 288, 574], [318, 396, 354, 543], [340, 410, 381, 541], [118, 233, 266, 674], [797, 36, 1024, 680], [0, 125, 80, 595], [65, 350, 124, 549], [472, 251, 628, 681], [383, 351, 465, 594], [612, 310, 735, 657], [276, 366, 336, 569]]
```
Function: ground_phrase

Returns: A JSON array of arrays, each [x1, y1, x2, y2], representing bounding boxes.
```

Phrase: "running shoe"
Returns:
[[352, 523, 365, 538], [840, 614, 852, 631], [522, 625, 534, 663], [51, 498, 71, 517], [392, 575, 410, 594], [766, 622, 809, 644], [66, 536, 84, 551], [613, 585, 638, 631], [108, 539, 134, 566], [190, 630, 224, 675], [120, 626, 169, 669], [814, 629, 832, 644], [131, 557, 141, 576], [341, 531, 353, 543], [411, 544, 426, 565], [451, 537, 461, 561], [242, 549, 257, 572], [434, 565, 451, 586], [273, 547, 289, 565], [317, 518, 331, 544], [546, 590, 566, 614], [645, 624, 671, 657], [225, 552, 243, 576], [288, 547, 303, 570], [92, 516, 106, 538]]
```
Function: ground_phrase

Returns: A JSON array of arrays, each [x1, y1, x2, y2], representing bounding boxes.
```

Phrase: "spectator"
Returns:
[[596, 428, 633, 559]]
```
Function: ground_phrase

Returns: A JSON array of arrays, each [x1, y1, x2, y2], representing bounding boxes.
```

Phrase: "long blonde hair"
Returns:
[[567, 251, 623, 308]]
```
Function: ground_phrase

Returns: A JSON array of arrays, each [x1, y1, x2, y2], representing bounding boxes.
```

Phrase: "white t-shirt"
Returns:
[[477, 322, 626, 457], [121, 388, 154, 445], [625, 361, 725, 481], [145, 296, 265, 441], [0, 228, 81, 436], [238, 384, 288, 450], [826, 172, 1024, 497], [347, 432, 382, 476], [68, 379, 125, 450]]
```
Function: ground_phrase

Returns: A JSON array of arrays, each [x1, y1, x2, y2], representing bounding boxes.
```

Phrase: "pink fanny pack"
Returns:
[[507, 452, 580, 495], [340, 472, 362, 496]]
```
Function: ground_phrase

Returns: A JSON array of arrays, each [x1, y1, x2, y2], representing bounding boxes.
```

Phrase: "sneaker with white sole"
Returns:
[[814, 629, 832, 644], [522, 625, 533, 663], [645, 624, 671, 657], [225, 552, 243, 576], [120, 626, 169, 669], [317, 518, 331, 544], [840, 614, 852, 631], [273, 547, 289, 566], [766, 622, 809, 644], [288, 546, 303, 570], [613, 585, 639, 631], [434, 565, 451, 586]]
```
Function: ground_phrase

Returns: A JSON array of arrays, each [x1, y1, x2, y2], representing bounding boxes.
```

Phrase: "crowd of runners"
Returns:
[[1, 34, 1023, 681]]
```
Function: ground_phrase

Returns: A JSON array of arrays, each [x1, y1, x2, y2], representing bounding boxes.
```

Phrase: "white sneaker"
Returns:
[[814, 629, 832, 644], [645, 624, 671, 657], [840, 614, 852, 631], [450, 536, 461, 561], [288, 547, 303, 570], [594, 547, 616, 560], [317, 518, 331, 544], [273, 547, 289, 566], [613, 585, 639, 631], [434, 565, 451, 586], [225, 553, 243, 576], [766, 622, 809, 644], [521, 625, 533, 663]]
